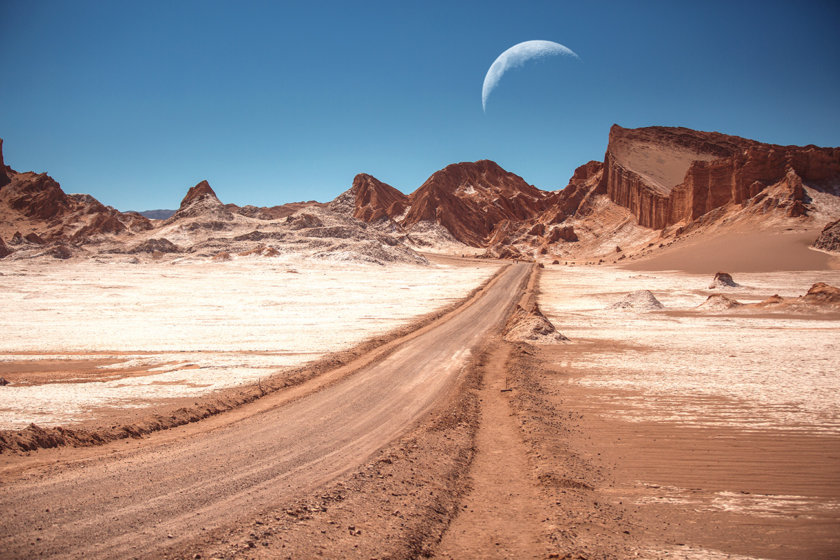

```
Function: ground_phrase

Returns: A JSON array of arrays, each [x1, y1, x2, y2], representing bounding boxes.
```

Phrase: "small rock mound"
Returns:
[[48, 244, 73, 259], [608, 290, 664, 311], [813, 219, 840, 253], [24, 232, 46, 245], [212, 251, 232, 261], [129, 238, 181, 254], [697, 294, 743, 311], [171, 180, 233, 221], [758, 294, 785, 306], [803, 282, 840, 304], [504, 302, 569, 344], [286, 212, 324, 230], [709, 272, 739, 289]]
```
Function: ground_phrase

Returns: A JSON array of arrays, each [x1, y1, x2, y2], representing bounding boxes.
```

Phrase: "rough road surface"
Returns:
[[0, 264, 531, 559]]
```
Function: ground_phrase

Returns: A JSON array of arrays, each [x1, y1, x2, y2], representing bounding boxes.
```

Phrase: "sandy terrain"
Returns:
[[0, 258, 499, 428], [624, 228, 840, 273], [0, 263, 531, 559], [530, 262, 840, 558]]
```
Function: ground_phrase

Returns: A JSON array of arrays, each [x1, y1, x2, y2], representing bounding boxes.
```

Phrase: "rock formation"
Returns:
[[803, 282, 840, 305], [503, 301, 569, 344], [698, 294, 743, 311], [608, 290, 665, 311], [0, 236, 11, 258], [129, 238, 181, 254], [0, 139, 153, 245], [600, 125, 840, 229], [3, 124, 838, 263], [399, 160, 551, 246], [338, 160, 552, 247], [709, 272, 739, 289], [813, 219, 840, 253], [349, 174, 408, 222], [170, 180, 234, 221]]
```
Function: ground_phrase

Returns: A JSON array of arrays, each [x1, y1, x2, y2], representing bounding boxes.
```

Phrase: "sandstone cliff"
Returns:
[[601, 125, 840, 229]]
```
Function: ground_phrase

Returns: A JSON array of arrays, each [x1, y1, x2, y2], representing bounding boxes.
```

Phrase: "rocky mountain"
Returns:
[[336, 160, 552, 247], [0, 139, 153, 258], [3, 125, 838, 263], [347, 173, 408, 222], [339, 126, 840, 260]]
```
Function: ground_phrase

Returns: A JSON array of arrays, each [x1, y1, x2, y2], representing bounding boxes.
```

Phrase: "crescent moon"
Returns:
[[482, 40, 580, 112]]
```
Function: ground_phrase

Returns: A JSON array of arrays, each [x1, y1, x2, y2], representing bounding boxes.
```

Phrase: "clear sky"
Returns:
[[1, 0, 839, 211]]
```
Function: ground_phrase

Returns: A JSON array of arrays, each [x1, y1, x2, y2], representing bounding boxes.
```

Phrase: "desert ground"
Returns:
[[1, 239, 837, 559], [0, 257, 499, 430]]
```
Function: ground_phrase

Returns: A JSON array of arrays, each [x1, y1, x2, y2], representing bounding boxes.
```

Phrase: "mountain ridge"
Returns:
[[2, 125, 839, 262]]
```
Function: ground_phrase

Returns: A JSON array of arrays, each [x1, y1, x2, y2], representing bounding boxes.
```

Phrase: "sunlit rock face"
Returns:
[[600, 125, 840, 229]]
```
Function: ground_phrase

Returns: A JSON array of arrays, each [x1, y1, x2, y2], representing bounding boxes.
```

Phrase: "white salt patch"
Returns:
[[539, 266, 840, 434], [0, 259, 499, 428]]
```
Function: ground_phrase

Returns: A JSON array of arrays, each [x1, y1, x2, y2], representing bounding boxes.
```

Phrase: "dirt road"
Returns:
[[0, 263, 531, 559]]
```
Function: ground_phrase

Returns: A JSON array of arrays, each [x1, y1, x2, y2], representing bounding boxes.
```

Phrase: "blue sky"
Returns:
[[1, 0, 838, 211]]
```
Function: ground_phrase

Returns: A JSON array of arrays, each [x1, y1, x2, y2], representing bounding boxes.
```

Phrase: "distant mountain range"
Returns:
[[1, 126, 838, 263], [137, 209, 175, 220]]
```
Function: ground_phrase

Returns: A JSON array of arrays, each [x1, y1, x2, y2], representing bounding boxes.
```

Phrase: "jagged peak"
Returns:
[[179, 180, 219, 208]]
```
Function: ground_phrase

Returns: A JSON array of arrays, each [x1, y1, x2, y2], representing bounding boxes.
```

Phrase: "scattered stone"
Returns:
[[0, 377, 9, 386]]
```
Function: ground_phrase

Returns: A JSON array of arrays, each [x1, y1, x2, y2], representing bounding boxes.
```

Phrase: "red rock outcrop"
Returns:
[[350, 174, 408, 222], [343, 160, 554, 247], [541, 161, 604, 224], [546, 225, 578, 243], [601, 125, 840, 229], [170, 180, 234, 221], [813, 218, 840, 253], [803, 282, 840, 305], [0, 139, 153, 243], [180, 180, 218, 207], [400, 160, 551, 246]]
